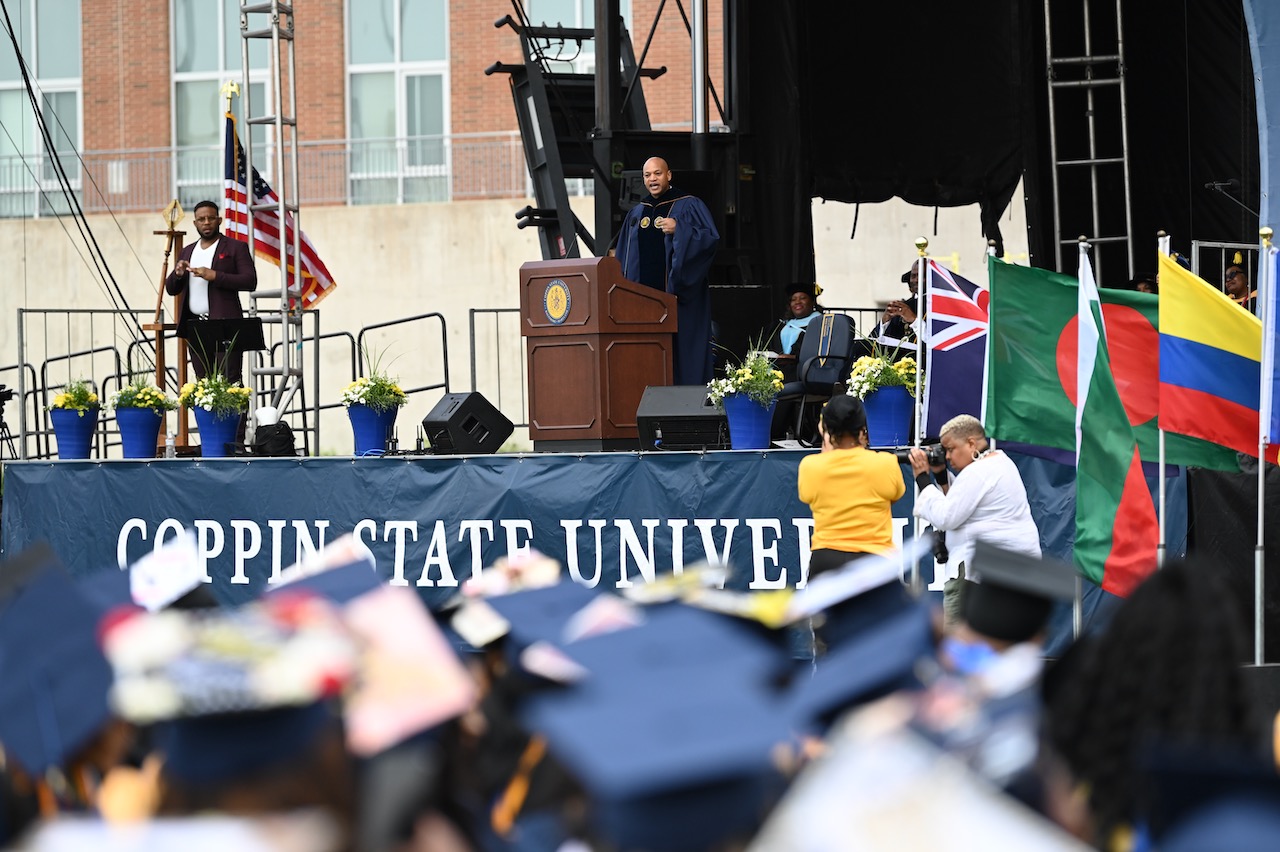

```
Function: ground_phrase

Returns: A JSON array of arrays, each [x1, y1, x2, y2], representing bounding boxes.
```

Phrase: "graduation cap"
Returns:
[[521, 605, 792, 851], [479, 581, 601, 653], [786, 282, 816, 298], [786, 602, 934, 732], [101, 594, 357, 784], [0, 548, 115, 776], [961, 542, 1076, 644]]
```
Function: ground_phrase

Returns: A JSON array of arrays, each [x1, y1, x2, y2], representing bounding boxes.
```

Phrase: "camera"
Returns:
[[0, 385, 13, 404], [892, 443, 945, 467]]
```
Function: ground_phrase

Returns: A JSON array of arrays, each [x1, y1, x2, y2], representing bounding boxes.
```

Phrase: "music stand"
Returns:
[[183, 317, 266, 377]]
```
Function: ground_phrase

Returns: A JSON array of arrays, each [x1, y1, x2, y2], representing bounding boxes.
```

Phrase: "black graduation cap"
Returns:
[[0, 548, 115, 775], [961, 542, 1076, 643], [786, 282, 816, 298]]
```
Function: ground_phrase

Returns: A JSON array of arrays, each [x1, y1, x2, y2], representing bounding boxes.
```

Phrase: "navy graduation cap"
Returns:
[[786, 601, 934, 732], [519, 602, 791, 851], [0, 546, 115, 776]]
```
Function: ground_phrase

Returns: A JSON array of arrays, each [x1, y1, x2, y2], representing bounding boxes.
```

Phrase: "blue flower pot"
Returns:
[[116, 407, 163, 459], [863, 386, 914, 447], [50, 407, 98, 459], [348, 403, 398, 456], [193, 407, 242, 457], [723, 394, 776, 450]]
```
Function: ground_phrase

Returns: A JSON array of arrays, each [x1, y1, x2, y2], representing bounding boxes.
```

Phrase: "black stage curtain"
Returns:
[[1187, 467, 1280, 662], [792, 1, 1030, 256], [1022, 1, 1259, 277]]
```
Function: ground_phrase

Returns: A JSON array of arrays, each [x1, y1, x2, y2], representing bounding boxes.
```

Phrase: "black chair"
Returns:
[[774, 313, 856, 444]]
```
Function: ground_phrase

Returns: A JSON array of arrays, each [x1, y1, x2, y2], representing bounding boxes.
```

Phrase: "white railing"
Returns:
[[0, 132, 537, 217]]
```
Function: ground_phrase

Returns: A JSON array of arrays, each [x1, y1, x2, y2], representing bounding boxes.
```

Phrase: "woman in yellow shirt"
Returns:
[[797, 395, 906, 578]]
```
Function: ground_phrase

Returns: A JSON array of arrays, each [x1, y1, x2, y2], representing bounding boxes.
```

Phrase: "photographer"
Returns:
[[908, 415, 1041, 626]]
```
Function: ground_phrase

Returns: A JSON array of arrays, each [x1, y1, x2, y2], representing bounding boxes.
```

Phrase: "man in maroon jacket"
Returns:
[[165, 200, 258, 383]]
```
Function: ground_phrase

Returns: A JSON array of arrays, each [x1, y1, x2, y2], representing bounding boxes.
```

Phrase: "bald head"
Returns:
[[643, 157, 672, 198]]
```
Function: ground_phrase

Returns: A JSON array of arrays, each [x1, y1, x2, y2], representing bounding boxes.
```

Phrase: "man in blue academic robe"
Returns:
[[615, 157, 720, 386]]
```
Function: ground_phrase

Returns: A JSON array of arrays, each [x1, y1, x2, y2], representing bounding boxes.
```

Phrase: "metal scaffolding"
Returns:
[[1044, 0, 1134, 281]]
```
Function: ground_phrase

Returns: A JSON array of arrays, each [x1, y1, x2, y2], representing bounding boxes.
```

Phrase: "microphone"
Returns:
[[1205, 179, 1240, 190]]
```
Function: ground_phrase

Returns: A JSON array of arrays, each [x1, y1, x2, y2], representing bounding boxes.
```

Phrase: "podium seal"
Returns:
[[543, 279, 571, 325]]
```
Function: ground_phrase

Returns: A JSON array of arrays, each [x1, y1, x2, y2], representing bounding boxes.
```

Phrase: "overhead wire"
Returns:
[[0, 0, 157, 371]]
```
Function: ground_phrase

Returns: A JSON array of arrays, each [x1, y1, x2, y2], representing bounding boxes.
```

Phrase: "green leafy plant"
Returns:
[[706, 349, 785, 408], [178, 373, 251, 416], [49, 379, 100, 415], [342, 346, 407, 413], [846, 344, 918, 400], [111, 379, 178, 413]]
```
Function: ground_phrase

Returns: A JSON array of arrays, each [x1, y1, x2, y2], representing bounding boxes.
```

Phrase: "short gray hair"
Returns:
[[939, 414, 985, 443]]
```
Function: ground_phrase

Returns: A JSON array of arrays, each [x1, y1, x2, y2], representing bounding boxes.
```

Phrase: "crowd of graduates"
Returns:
[[0, 530, 1277, 851]]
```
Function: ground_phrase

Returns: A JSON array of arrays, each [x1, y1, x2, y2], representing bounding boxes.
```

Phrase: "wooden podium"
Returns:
[[520, 256, 676, 452]]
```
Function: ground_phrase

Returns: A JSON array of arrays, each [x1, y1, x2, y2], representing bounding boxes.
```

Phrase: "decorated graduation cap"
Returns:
[[101, 593, 357, 784], [0, 544, 117, 776], [521, 602, 791, 851], [961, 542, 1077, 644]]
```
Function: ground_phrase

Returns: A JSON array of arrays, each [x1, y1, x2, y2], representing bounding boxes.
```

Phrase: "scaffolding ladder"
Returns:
[[238, 1, 316, 450], [1044, 0, 1134, 281]]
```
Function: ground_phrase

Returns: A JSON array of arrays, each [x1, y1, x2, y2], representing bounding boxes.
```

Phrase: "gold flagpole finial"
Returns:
[[220, 80, 240, 114], [914, 237, 928, 257], [161, 199, 184, 230], [1262, 226, 1274, 248]]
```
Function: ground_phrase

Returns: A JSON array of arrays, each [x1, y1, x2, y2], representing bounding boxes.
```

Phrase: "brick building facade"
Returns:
[[1, 0, 723, 217]]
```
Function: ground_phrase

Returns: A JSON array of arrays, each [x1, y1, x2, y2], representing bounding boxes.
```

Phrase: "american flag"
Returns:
[[223, 113, 337, 308], [923, 260, 988, 436]]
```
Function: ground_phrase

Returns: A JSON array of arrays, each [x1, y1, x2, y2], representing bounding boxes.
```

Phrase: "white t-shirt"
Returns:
[[187, 240, 217, 317], [913, 450, 1041, 577]]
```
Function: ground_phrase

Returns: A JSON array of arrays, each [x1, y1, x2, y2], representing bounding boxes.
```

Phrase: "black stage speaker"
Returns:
[[636, 385, 729, 451], [422, 392, 513, 455]]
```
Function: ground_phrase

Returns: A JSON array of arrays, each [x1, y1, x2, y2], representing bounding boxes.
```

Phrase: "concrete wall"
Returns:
[[0, 190, 1027, 455]]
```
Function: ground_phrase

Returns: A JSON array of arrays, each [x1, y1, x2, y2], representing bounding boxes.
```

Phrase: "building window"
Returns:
[[173, 0, 271, 211], [525, 0, 632, 73], [0, 0, 82, 218], [346, 0, 448, 205]]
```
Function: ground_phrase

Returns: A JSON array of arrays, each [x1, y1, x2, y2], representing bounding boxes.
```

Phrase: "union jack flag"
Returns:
[[923, 261, 988, 435], [223, 113, 337, 309]]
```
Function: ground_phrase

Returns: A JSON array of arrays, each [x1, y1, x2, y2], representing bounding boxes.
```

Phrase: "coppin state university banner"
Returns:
[[1, 452, 924, 607], [0, 450, 1182, 614]]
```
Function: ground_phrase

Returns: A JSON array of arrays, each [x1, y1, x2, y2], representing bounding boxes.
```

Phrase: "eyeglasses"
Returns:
[[1226, 269, 1242, 281]]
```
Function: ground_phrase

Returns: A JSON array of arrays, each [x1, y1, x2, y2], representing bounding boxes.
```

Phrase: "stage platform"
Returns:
[[0, 448, 1181, 619]]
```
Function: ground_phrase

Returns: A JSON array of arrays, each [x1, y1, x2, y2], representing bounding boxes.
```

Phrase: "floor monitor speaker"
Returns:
[[635, 385, 729, 451], [422, 392, 513, 455]]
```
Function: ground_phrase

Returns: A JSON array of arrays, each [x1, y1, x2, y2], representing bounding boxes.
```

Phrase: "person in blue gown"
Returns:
[[615, 157, 720, 385]]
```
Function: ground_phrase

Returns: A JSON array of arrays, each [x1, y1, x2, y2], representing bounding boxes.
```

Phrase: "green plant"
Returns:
[[111, 379, 178, 413], [178, 373, 251, 416], [706, 350, 784, 408], [49, 379, 100, 415], [342, 346, 408, 413], [846, 344, 918, 399]]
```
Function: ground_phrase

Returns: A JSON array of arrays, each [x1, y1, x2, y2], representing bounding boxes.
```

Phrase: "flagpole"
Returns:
[[912, 236, 928, 596], [1156, 230, 1171, 569], [1256, 225, 1273, 665], [984, 241, 996, 445], [1073, 237, 1089, 640]]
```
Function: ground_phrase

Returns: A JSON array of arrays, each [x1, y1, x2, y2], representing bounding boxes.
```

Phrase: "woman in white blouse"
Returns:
[[908, 414, 1042, 623]]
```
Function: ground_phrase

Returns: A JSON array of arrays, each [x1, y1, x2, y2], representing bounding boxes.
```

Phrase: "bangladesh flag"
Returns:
[[986, 260, 1238, 471], [1075, 252, 1158, 595]]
